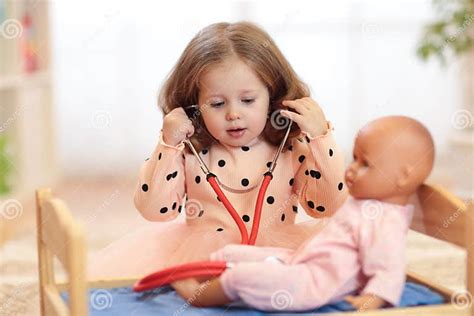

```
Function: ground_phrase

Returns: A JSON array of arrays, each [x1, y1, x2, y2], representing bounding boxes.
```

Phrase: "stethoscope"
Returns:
[[133, 105, 293, 292]]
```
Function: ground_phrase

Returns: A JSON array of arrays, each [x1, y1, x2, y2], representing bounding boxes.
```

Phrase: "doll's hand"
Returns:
[[210, 244, 264, 262], [210, 244, 291, 262], [280, 97, 328, 137], [344, 293, 387, 311]]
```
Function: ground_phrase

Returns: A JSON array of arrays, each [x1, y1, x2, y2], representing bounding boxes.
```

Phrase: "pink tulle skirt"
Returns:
[[88, 219, 324, 280]]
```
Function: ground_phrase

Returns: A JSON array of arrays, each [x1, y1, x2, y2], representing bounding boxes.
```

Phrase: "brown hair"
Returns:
[[158, 21, 310, 154]]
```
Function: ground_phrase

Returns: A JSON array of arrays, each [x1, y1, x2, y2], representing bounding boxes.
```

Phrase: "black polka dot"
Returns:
[[217, 196, 221, 202], [305, 136, 310, 143], [281, 213, 286, 222], [202, 148, 208, 155], [241, 178, 249, 186], [241, 146, 250, 151], [307, 201, 315, 209], [195, 176, 201, 184], [310, 170, 321, 179], [305, 170, 309, 176], [172, 202, 177, 210], [145, 157, 150, 161], [166, 171, 178, 181], [338, 182, 344, 191], [266, 161, 272, 168], [160, 207, 168, 214], [316, 206, 325, 212], [329, 149, 333, 157], [158, 153, 162, 160], [218, 160, 226, 167], [217, 228, 224, 232], [298, 155, 306, 163], [292, 205, 298, 213], [178, 205, 182, 213], [142, 184, 148, 192], [289, 178, 294, 186], [242, 215, 250, 222], [186, 195, 189, 201], [267, 196, 275, 204], [198, 210, 204, 217], [288, 145, 293, 151]]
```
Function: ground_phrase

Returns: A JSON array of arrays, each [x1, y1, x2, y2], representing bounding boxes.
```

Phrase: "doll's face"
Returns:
[[344, 128, 404, 200], [198, 55, 270, 148]]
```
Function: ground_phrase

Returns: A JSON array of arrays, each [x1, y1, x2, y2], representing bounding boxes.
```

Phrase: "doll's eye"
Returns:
[[242, 98, 255, 104]]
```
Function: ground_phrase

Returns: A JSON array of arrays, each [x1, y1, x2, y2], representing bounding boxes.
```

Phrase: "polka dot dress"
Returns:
[[93, 126, 348, 278]]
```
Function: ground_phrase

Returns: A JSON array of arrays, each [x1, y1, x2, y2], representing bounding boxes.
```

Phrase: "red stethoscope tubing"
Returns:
[[133, 172, 273, 292], [133, 117, 292, 293], [133, 261, 228, 292]]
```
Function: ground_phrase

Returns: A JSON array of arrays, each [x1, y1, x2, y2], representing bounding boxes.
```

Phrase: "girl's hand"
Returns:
[[162, 107, 195, 146], [280, 97, 328, 137]]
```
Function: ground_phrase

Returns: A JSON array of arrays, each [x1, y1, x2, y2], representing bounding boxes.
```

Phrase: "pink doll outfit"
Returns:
[[210, 196, 414, 311]]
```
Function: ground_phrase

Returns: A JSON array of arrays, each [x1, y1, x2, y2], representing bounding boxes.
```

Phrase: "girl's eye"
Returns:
[[242, 98, 254, 104], [211, 101, 224, 107], [362, 160, 369, 167]]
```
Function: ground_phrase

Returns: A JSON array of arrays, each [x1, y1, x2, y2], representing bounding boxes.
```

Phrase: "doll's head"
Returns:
[[344, 116, 435, 205], [158, 21, 309, 152]]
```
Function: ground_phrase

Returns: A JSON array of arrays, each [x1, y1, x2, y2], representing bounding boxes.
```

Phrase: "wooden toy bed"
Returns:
[[35, 184, 474, 315]]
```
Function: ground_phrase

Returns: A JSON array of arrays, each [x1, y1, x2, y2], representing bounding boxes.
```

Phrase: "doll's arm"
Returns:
[[133, 129, 186, 221], [354, 211, 408, 308], [291, 122, 348, 219]]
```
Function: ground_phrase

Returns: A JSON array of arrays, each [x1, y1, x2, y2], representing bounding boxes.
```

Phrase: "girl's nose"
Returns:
[[226, 104, 241, 121]]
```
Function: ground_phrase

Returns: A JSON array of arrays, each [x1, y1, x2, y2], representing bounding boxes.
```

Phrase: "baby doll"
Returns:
[[173, 115, 435, 312]]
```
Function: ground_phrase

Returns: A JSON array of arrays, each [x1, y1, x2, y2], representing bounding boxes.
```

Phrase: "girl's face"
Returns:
[[198, 56, 270, 148]]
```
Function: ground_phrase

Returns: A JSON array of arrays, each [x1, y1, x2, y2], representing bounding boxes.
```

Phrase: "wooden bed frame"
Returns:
[[36, 184, 474, 315]]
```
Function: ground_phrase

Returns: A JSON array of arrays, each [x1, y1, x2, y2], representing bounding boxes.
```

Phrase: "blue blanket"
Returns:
[[61, 282, 444, 315]]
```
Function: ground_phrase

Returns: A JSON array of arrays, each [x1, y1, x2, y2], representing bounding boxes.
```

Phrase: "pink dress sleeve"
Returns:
[[133, 129, 186, 221], [358, 206, 408, 306], [291, 121, 348, 218]]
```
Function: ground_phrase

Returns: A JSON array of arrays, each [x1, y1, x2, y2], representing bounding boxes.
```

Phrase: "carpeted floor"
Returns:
[[0, 177, 467, 315]]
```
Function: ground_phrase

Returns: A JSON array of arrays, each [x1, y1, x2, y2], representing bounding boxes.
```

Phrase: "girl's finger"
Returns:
[[282, 100, 306, 114], [300, 98, 315, 110], [280, 109, 297, 121]]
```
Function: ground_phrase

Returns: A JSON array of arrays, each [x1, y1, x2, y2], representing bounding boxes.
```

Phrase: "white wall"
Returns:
[[50, 0, 463, 177]]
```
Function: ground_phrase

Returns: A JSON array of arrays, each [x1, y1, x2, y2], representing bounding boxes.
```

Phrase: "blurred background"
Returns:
[[0, 0, 472, 314]]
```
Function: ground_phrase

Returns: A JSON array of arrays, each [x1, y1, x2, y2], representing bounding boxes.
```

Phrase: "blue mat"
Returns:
[[61, 282, 444, 315]]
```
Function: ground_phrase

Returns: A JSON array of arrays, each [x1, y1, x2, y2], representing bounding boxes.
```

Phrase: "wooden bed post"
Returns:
[[36, 188, 88, 315], [36, 188, 54, 316], [467, 199, 474, 316]]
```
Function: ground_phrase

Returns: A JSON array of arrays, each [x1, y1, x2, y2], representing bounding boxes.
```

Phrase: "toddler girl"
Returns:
[[89, 21, 347, 279]]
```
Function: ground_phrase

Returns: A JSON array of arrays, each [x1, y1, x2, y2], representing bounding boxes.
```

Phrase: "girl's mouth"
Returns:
[[227, 128, 246, 138]]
